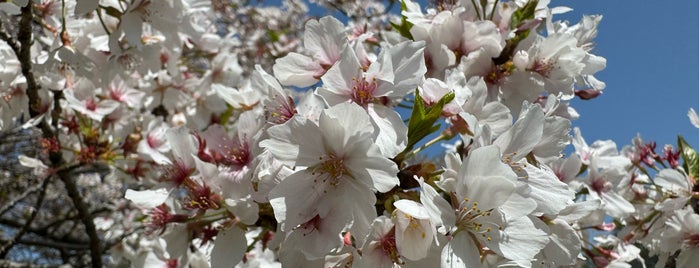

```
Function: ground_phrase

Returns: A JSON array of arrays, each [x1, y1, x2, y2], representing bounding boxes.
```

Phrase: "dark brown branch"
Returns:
[[0, 237, 90, 251], [0, 20, 20, 54], [14, 4, 103, 267], [56, 170, 102, 268]]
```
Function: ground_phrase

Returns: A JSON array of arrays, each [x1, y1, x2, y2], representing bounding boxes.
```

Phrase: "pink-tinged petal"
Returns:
[[304, 16, 346, 66], [137, 140, 171, 165], [319, 46, 362, 106], [273, 52, 325, 87]]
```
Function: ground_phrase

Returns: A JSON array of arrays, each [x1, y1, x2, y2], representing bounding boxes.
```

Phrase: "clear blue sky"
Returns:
[[557, 0, 699, 151]]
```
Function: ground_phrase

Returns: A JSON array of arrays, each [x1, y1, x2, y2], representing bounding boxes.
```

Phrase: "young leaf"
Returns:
[[677, 135, 699, 181], [390, 0, 414, 40], [395, 91, 454, 163]]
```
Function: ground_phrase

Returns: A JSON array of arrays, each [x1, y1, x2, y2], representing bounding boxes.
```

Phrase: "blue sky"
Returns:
[[556, 0, 699, 152]]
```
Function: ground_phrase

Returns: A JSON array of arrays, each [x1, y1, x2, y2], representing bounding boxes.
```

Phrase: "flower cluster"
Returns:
[[1, 0, 697, 267]]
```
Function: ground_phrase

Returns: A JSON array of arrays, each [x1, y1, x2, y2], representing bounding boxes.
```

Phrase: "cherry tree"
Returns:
[[0, 0, 697, 267]]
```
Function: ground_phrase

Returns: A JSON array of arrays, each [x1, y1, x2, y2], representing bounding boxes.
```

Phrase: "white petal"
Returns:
[[273, 52, 324, 87], [457, 145, 517, 210], [521, 162, 575, 215], [75, 0, 98, 14], [556, 200, 602, 223], [543, 219, 582, 266], [689, 108, 699, 128], [124, 188, 169, 208], [493, 102, 544, 161], [225, 198, 259, 225], [210, 227, 247, 268], [492, 216, 548, 262], [418, 177, 456, 232], [441, 233, 480, 268], [394, 199, 430, 219], [367, 104, 408, 158], [654, 169, 691, 194]]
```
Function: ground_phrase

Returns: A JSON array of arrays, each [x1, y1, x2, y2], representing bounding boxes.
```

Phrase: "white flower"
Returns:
[[318, 41, 426, 157], [654, 169, 693, 211], [261, 102, 399, 248], [273, 16, 347, 87], [422, 146, 548, 266], [572, 127, 631, 169], [524, 33, 587, 98], [659, 208, 699, 268], [393, 199, 436, 261]]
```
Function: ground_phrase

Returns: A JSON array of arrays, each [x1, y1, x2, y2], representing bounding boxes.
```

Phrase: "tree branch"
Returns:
[[0, 19, 20, 54], [56, 170, 102, 268], [0, 237, 90, 251], [13, 4, 103, 267]]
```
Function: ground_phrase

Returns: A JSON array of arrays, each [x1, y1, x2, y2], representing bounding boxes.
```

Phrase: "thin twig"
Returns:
[[0, 181, 44, 216], [0, 175, 50, 258], [0, 20, 20, 54]]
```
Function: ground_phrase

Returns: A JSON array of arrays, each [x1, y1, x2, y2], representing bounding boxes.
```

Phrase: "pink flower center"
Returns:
[[590, 177, 610, 195], [351, 76, 377, 106], [379, 227, 401, 264], [684, 233, 699, 248], [264, 95, 297, 124], [219, 138, 250, 168], [109, 87, 124, 102], [85, 98, 97, 111], [300, 215, 322, 235], [531, 60, 554, 78]]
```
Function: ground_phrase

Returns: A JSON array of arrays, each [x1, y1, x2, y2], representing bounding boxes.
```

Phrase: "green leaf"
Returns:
[[494, 0, 538, 64], [395, 91, 454, 163], [678, 135, 699, 181], [509, 0, 539, 30], [390, 0, 414, 40]]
